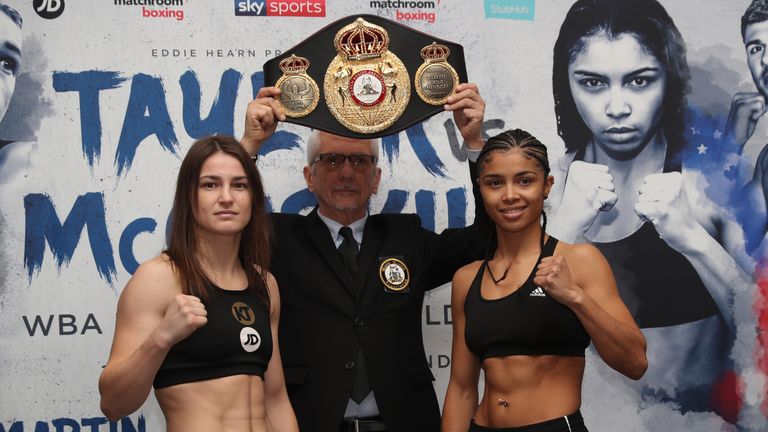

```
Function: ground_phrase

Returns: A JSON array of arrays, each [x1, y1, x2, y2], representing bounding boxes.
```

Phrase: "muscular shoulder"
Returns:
[[554, 241, 607, 270], [555, 239, 597, 256], [452, 260, 483, 297], [554, 240, 614, 290], [136, 252, 171, 271], [131, 255, 177, 285], [118, 255, 180, 311], [454, 260, 483, 280]]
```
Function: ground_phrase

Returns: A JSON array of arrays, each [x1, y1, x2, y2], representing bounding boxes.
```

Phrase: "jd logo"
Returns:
[[240, 327, 261, 352], [33, 0, 65, 19], [231, 302, 255, 325]]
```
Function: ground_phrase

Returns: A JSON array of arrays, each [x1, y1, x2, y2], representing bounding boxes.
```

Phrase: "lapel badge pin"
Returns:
[[379, 257, 410, 293]]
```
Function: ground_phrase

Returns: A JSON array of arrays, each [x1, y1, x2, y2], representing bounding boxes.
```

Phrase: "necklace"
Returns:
[[487, 227, 547, 286], [486, 261, 511, 284]]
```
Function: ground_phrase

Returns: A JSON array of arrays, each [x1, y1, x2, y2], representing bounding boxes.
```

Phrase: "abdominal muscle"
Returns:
[[474, 355, 585, 428], [156, 374, 268, 432]]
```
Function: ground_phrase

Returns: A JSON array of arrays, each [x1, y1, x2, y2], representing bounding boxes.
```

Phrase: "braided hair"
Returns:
[[478, 129, 550, 176], [477, 129, 551, 254]]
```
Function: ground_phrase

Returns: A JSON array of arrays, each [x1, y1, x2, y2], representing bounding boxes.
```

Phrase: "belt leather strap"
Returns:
[[340, 417, 387, 432]]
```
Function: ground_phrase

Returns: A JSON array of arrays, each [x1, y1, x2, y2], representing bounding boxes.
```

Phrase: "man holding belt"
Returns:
[[241, 83, 489, 432]]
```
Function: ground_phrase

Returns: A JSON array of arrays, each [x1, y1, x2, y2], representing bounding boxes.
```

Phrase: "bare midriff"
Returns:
[[156, 374, 267, 432], [474, 355, 585, 428]]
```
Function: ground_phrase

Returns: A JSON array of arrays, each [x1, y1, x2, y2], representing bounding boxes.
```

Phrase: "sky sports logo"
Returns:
[[235, 0, 326, 17]]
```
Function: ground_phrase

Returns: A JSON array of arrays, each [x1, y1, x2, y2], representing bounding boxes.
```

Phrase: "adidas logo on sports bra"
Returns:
[[530, 287, 546, 297]]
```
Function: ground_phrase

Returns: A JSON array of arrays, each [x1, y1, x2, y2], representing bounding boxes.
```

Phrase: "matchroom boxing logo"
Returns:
[[235, 0, 326, 17], [368, 0, 439, 25], [113, 0, 186, 21]]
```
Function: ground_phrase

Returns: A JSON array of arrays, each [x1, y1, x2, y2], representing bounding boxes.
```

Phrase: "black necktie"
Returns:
[[338, 226, 370, 403], [338, 226, 359, 277]]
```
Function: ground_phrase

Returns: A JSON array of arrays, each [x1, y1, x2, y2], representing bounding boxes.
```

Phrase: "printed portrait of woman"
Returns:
[[546, 0, 754, 415]]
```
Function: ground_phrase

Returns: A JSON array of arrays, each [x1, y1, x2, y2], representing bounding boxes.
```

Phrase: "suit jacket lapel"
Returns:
[[355, 215, 382, 304], [305, 208, 356, 297]]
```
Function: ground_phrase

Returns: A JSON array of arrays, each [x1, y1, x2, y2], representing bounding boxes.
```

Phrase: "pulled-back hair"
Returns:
[[477, 128, 550, 176], [165, 135, 271, 303], [552, 0, 690, 157], [477, 129, 551, 254]]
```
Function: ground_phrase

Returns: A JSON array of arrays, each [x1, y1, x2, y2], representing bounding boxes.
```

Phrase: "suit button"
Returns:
[[345, 361, 355, 370], [354, 317, 364, 326]]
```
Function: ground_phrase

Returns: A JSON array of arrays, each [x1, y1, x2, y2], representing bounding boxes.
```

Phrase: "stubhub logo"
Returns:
[[235, 0, 326, 17]]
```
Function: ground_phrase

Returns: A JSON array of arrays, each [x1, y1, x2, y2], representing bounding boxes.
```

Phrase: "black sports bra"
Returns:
[[154, 284, 273, 388], [464, 237, 590, 360]]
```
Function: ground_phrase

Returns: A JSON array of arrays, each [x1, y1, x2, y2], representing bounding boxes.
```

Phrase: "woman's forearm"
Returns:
[[99, 330, 171, 420]]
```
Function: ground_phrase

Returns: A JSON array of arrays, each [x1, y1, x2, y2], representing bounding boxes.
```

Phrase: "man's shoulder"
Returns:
[[359, 213, 423, 238], [369, 212, 421, 226]]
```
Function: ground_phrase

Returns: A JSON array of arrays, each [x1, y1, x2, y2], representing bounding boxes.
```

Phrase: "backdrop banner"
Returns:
[[0, 1, 765, 431]]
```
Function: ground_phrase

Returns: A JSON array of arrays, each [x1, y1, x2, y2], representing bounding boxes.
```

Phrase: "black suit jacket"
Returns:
[[269, 163, 491, 432]]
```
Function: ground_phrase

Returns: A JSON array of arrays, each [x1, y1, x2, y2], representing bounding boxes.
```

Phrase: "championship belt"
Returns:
[[275, 55, 320, 118], [324, 18, 410, 134], [263, 14, 468, 139], [414, 42, 460, 106]]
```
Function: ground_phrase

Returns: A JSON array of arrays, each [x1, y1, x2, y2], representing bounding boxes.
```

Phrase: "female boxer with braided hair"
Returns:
[[442, 129, 646, 432]]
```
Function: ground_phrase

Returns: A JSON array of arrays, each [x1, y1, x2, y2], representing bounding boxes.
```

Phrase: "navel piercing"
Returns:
[[497, 398, 509, 407]]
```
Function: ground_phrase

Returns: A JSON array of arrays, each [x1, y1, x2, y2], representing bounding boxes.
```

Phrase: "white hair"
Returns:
[[305, 130, 381, 165]]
